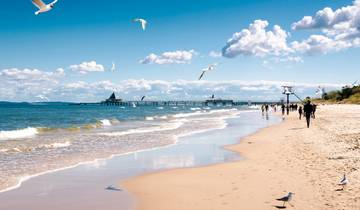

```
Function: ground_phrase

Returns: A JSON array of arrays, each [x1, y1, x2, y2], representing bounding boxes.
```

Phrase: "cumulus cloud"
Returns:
[[222, 20, 292, 58], [291, 35, 353, 54], [0, 68, 65, 101], [292, 1, 360, 31], [0, 68, 64, 83], [140, 50, 197, 64], [291, 0, 360, 54], [69, 61, 105, 74]]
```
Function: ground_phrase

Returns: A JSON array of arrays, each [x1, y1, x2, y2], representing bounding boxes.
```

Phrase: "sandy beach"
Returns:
[[124, 105, 360, 210]]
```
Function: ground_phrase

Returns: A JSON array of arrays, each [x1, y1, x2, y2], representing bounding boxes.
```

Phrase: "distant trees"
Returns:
[[321, 85, 360, 104]]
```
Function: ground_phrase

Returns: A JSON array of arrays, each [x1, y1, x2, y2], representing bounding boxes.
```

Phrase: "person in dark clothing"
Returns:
[[261, 104, 265, 116], [312, 104, 317, 119], [298, 106, 303, 120], [303, 99, 314, 128], [265, 104, 269, 113], [281, 104, 285, 116]]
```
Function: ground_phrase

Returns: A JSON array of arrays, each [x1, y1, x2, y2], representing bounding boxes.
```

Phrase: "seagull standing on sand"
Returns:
[[339, 174, 349, 190], [276, 192, 294, 207], [32, 0, 58, 15], [133, 18, 147, 31], [198, 63, 218, 80]]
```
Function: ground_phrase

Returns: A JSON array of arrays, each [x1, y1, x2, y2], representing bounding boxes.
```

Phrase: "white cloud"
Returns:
[[0, 71, 344, 102], [291, 0, 360, 54], [279, 56, 304, 63], [69, 61, 105, 74], [140, 50, 197, 64], [222, 20, 292, 58], [0, 68, 64, 83], [262, 55, 303, 70], [292, 1, 360, 31], [209, 51, 222, 58], [291, 35, 353, 54], [0, 68, 65, 101]]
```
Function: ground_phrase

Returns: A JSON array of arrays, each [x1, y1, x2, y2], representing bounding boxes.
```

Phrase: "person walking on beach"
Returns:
[[281, 104, 285, 116], [261, 104, 265, 116], [298, 106, 303, 120], [303, 99, 314, 128]]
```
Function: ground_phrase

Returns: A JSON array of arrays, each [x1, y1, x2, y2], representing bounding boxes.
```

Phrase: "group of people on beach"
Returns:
[[260, 104, 279, 120], [281, 98, 317, 128], [260, 100, 317, 128]]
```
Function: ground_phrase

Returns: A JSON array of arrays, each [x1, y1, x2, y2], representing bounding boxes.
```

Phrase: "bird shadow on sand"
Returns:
[[105, 186, 122, 191], [273, 205, 287, 209], [335, 188, 344, 192], [289, 127, 304, 131]]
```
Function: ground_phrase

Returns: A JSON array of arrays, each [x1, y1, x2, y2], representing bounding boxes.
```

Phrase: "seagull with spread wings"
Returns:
[[198, 63, 218, 80], [352, 80, 358, 87], [316, 86, 325, 96], [133, 18, 147, 31], [110, 62, 116, 72], [32, 0, 58, 15]]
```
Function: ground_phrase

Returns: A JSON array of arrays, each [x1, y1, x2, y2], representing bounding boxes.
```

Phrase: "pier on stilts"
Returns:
[[73, 92, 276, 107]]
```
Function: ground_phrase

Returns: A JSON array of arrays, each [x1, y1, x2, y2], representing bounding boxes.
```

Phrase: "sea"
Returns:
[[0, 101, 260, 193]]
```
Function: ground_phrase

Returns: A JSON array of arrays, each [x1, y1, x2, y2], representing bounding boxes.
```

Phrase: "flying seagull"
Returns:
[[141, 96, 146, 101], [198, 63, 218, 80], [316, 86, 325, 96], [111, 62, 116, 72], [276, 192, 294, 207], [352, 80, 358, 87], [32, 0, 58, 15], [133, 18, 147, 31], [339, 174, 349, 190]]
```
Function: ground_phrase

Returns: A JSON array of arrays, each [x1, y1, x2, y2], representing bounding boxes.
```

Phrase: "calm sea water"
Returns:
[[0, 102, 258, 194], [0, 102, 210, 131]]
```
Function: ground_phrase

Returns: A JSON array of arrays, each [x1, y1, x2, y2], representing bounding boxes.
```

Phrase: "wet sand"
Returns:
[[124, 105, 360, 210]]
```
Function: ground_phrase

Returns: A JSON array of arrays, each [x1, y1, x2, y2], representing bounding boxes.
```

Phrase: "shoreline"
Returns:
[[123, 104, 360, 210], [0, 110, 280, 210], [0, 124, 226, 194], [0, 108, 243, 194]]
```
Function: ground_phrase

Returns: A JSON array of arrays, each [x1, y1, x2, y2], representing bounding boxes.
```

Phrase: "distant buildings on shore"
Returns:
[[101, 92, 123, 105]]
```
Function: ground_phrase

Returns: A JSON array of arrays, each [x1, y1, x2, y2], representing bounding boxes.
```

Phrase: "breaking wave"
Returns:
[[0, 127, 39, 141]]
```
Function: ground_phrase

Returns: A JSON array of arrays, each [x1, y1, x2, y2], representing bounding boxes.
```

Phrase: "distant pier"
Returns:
[[73, 92, 276, 107]]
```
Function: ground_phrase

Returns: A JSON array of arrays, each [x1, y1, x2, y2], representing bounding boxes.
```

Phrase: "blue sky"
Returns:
[[0, 0, 358, 101]]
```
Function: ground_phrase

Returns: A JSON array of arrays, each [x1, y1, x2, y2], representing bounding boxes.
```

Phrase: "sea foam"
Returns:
[[100, 119, 112, 126], [0, 127, 39, 141]]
